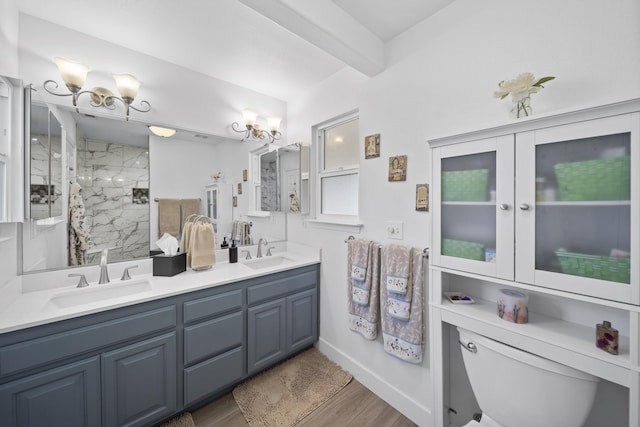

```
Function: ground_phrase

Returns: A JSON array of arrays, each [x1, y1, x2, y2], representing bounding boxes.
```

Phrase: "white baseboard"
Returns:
[[316, 338, 434, 427]]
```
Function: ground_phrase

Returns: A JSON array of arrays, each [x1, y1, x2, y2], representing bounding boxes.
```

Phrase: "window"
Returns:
[[315, 111, 359, 221]]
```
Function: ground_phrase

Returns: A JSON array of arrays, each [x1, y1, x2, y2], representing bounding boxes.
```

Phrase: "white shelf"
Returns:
[[437, 297, 634, 384], [0, 237, 12, 244]]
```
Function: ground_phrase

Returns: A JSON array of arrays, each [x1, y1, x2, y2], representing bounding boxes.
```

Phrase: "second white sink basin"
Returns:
[[242, 255, 294, 270], [49, 279, 152, 309]]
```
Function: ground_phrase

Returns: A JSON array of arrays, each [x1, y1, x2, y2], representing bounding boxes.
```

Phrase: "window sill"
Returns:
[[305, 218, 363, 233]]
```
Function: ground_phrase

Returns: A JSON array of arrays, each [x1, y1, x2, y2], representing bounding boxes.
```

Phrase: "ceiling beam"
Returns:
[[238, 0, 385, 77]]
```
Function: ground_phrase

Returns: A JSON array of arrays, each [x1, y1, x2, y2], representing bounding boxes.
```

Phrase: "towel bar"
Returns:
[[343, 235, 429, 258]]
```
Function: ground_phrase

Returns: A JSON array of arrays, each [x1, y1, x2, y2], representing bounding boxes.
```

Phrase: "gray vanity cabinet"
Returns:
[[247, 298, 287, 374], [0, 304, 177, 427], [247, 266, 319, 375], [102, 333, 177, 427], [182, 289, 244, 406], [0, 264, 319, 427], [0, 357, 101, 427]]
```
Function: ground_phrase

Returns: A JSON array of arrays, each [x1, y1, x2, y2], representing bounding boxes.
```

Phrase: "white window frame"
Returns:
[[312, 110, 361, 226]]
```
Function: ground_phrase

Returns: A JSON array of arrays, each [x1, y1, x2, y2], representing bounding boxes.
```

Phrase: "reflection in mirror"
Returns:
[[29, 104, 63, 220], [260, 150, 279, 211], [74, 112, 150, 265], [278, 144, 301, 213]]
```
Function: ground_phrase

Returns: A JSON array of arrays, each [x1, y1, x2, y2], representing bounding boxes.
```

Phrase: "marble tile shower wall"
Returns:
[[77, 139, 150, 264]]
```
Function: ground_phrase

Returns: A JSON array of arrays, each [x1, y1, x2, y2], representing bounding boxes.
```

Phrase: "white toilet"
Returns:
[[457, 327, 599, 427]]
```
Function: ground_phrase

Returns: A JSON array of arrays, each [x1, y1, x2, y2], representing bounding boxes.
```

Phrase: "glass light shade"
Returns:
[[148, 126, 176, 138], [113, 74, 142, 100], [53, 57, 89, 90], [267, 116, 282, 133], [242, 109, 258, 127]]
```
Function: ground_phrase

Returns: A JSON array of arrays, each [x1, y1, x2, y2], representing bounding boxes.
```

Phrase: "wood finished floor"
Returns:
[[191, 379, 417, 427]]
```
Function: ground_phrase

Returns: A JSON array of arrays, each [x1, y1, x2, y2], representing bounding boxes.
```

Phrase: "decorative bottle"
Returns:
[[596, 320, 618, 355], [229, 241, 238, 263]]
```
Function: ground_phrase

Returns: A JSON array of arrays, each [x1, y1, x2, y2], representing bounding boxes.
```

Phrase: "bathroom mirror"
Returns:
[[259, 143, 310, 213], [260, 150, 279, 211], [21, 105, 286, 273], [29, 103, 63, 220]]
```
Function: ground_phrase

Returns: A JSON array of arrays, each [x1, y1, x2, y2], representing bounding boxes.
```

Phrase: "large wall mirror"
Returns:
[[21, 102, 291, 274]]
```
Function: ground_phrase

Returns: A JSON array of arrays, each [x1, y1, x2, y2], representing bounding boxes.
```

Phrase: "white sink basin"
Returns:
[[242, 255, 294, 270], [49, 280, 152, 308]]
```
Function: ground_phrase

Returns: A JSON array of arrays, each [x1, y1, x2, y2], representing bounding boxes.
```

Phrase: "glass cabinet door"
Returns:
[[516, 114, 638, 303], [433, 135, 514, 280]]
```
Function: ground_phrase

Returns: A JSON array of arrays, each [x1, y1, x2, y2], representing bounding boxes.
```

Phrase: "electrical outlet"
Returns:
[[386, 220, 403, 240]]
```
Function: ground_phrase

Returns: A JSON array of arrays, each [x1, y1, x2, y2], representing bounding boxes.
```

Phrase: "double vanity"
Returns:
[[0, 243, 320, 427]]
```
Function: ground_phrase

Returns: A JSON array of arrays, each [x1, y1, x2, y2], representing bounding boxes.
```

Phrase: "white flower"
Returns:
[[494, 73, 555, 103], [210, 172, 221, 179]]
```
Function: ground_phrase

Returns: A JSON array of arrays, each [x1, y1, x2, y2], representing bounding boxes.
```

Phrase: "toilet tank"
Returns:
[[457, 327, 599, 427]]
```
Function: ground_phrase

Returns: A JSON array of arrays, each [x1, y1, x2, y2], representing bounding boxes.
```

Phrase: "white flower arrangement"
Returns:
[[494, 72, 555, 118], [210, 171, 222, 181]]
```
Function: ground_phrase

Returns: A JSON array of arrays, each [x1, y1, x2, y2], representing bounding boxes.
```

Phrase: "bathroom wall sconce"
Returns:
[[148, 125, 176, 138], [231, 109, 282, 143], [43, 57, 151, 120]]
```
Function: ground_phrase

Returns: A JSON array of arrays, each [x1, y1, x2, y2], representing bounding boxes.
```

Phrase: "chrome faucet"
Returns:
[[99, 248, 110, 284], [256, 238, 268, 258]]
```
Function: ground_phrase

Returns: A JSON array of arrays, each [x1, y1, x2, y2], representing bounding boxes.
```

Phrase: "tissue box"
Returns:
[[152, 252, 186, 277]]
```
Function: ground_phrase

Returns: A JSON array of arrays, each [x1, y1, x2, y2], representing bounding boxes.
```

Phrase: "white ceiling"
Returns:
[[17, 0, 453, 101]]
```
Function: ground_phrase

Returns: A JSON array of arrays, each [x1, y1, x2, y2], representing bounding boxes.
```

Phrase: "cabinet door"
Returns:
[[102, 333, 177, 427], [515, 113, 639, 303], [0, 357, 100, 427], [247, 298, 286, 375], [287, 289, 318, 353], [432, 135, 515, 280]]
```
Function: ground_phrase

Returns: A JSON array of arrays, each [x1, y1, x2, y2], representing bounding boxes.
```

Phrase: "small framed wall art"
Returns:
[[388, 155, 407, 181], [232, 196, 238, 207], [416, 184, 429, 211], [242, 169, 248, 181], [365, 133, 380, 159], [237, 183, 243, 195]]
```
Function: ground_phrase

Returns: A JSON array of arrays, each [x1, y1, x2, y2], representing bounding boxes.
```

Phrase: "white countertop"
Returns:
[[0, 242, 320, 334]]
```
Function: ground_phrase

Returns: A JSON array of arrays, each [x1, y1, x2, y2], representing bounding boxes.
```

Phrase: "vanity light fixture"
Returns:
[[148, 125, 176, 138], [231, 109, 282, 143], [43, 57, 151, 120]]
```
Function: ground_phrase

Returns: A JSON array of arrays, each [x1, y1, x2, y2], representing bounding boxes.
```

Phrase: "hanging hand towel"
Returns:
[[159, 199, 181, 238], [347, 239, 381, 340], [189, 218, 216, 271], [380, 246, 424, 364], [180, 199, 200, 229], [385, 244, 412, 296]]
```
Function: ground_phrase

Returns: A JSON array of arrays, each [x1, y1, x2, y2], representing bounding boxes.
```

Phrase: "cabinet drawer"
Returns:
[[183, 289, 243, 324], [184, 347, 243, 406], [184, 311, 243, 365], [0, 306, 176, 377], [247, 268, 317, 305]]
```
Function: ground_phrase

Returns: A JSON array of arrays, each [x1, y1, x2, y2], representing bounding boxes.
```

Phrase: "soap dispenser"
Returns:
[[229, 241, 238, 263], [221, 237, 229, 249]]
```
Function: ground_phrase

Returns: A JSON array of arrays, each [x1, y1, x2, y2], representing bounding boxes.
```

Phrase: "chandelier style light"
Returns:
[[231, 109, 282, 143], [43, 57, 151, 120]]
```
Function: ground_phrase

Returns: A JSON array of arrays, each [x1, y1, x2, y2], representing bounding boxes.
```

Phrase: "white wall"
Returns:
[[286, 1, 640, 425]]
